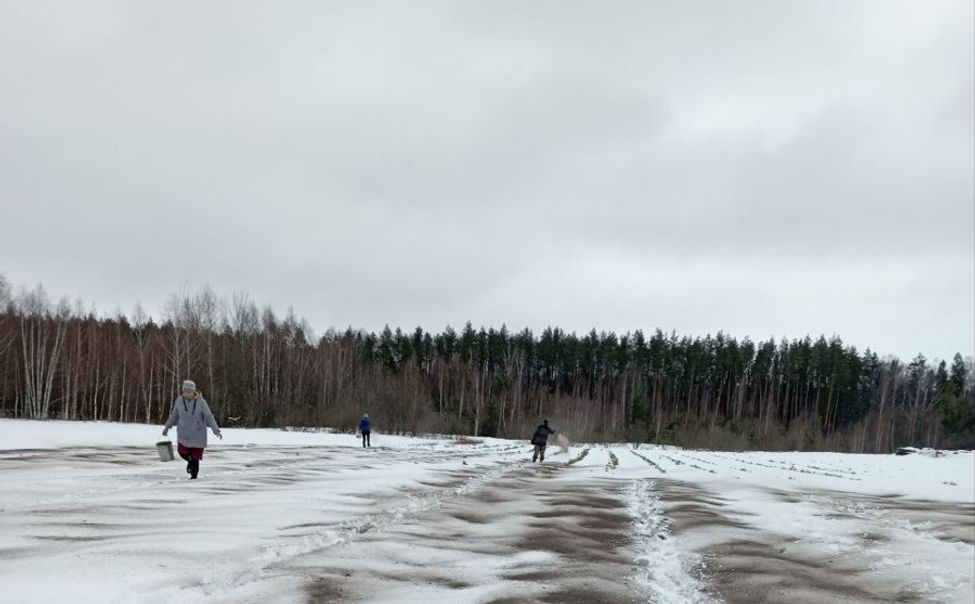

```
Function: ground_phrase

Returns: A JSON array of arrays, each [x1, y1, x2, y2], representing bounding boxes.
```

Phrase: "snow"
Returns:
[[627, 478, 712, 603], [0, 419, 972, 603], [0, 419, 437, 450]]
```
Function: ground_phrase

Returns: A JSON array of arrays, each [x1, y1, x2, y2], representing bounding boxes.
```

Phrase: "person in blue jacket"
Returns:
[[359, 414, 371, 448]]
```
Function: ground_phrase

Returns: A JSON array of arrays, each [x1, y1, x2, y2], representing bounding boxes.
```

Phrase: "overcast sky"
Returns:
[[1, 1, 972, 361]]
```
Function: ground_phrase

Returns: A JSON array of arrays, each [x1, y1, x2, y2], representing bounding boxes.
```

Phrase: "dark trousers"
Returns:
[[362, 432, 371, 447], [532, 444, 546, 462]]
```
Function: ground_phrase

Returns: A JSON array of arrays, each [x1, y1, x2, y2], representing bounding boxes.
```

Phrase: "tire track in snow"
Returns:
[[626, 478, 716, 604]]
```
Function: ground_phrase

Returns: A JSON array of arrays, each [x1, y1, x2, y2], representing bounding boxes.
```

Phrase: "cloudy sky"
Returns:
[[1, 1, 972, 360]]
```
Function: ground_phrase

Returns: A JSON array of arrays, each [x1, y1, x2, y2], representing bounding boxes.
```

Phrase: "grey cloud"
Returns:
[[1, 0, 972, 360]]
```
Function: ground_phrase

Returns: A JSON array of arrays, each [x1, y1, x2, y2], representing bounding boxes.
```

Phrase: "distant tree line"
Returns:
[[0, 276, 972, 452]]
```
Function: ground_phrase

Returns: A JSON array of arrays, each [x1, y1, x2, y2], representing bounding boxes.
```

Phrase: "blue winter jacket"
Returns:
[[359, 418, 371, 433]]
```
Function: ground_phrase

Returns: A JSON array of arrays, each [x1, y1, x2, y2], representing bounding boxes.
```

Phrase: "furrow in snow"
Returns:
[[626, 478, 716, 604]]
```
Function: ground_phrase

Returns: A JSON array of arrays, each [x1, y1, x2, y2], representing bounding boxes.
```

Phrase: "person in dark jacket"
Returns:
[[162, 380, 222, 479], [530, 419, 555, 462], [359, 414, 371, 448]]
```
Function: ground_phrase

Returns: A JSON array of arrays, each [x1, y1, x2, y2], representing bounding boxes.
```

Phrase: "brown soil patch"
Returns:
[[306, 575, 355, 603], [538, 585, 638, 604], [708, 539, 912, 604]]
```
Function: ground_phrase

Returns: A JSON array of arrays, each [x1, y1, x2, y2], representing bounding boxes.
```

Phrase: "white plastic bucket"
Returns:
[[156, 440, 174, 462]]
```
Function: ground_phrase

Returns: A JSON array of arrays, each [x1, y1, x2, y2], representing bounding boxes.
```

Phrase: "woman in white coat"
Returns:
[[162, 380, 222, 479]]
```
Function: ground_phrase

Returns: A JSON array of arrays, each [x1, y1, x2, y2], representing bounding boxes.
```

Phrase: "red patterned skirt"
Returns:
[[177, 443, 204, 460]]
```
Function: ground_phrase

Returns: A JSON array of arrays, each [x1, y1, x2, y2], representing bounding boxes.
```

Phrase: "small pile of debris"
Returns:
[[453, 435, 483, 445], [895, 447, 947, 457]]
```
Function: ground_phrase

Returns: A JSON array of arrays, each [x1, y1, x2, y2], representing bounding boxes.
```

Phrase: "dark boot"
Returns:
[[189, 458, 199, 479]]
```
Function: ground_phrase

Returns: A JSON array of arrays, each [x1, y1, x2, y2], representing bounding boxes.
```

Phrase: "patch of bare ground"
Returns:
[[538, 586, 632, 603], [667, 500, 750, 532], [306, 575, 356, 603], [657, 480, 731, 505], [502, 570, 562, 582], [707, 539, 911, 604], [0, 546, 38, 560], [298, 469, 643, 603], [347, 568, 474, 590], [656, 480, 749, 535], [658, 481, 968, 603], [30, 533, 116, 542], [447, 510, 491, 524], [867, 494, 974, 545], [800, 489, 975, 546], [493, 480, 641, 602]]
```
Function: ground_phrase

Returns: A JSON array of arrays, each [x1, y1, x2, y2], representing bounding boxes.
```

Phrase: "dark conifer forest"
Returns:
[[1, 276, 972, 451]]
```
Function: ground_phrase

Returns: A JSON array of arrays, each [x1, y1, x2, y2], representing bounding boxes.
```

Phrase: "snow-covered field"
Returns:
[[0, 420, 972, 604]]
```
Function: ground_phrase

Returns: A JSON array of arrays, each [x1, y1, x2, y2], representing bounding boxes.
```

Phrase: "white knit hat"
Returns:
[[181, 380, 196, 392]]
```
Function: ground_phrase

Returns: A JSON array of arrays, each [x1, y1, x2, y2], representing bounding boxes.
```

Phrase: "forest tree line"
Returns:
[[1, 276, 972, 452]]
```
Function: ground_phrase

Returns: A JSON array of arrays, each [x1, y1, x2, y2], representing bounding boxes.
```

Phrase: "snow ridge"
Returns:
[[626, 478, 716, 604]]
